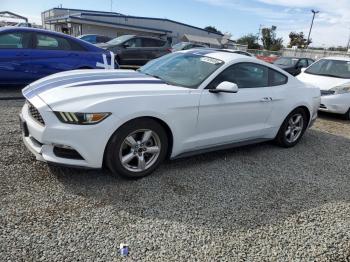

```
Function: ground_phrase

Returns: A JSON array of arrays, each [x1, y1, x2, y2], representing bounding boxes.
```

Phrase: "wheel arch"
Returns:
[[295, 105, 311, 124], [102, 116, 174, 167]]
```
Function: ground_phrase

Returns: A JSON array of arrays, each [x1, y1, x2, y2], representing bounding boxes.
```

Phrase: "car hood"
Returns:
[[297, 72, 350, 90], [22, 69, 190, 109]]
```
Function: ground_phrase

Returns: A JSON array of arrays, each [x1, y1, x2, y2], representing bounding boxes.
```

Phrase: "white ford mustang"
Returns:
[[20, 49, 320, 178]]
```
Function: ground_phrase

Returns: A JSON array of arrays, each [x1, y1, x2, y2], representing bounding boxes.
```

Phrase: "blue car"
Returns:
[[0, 27, 117, 86]]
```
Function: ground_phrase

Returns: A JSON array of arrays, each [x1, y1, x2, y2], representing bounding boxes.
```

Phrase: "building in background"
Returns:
[[0, 11, 27, 27], [41, 7, 225, 46]]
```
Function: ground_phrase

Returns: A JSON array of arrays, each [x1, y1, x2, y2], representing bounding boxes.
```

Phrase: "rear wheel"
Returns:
[[275, 108, 308, 147], [105, 119, 168, 179]]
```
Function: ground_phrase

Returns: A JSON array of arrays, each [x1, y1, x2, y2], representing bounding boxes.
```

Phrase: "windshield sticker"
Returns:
[[200, 57, 222, 65]]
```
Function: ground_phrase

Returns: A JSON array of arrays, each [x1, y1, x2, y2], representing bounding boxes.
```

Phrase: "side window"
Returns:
[[307, 59, 314, 66], [125, 38, 142, 47], [269, 69, 288, 86], [210, 63, 269, 89], [36, 34, 71, 50], [142, 38, 165, 47], [0, 32, 31, 49]]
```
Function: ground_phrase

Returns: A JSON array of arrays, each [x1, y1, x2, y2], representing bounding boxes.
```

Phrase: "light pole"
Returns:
[[306, 9, 319, 48]]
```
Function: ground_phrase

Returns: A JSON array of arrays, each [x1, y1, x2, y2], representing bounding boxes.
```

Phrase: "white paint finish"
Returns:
[[297, 57, 350, 115], [21, 52, 320, 168]]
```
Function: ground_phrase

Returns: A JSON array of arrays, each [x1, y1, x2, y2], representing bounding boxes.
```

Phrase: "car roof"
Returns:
[[181, 48, 257, 62], [321, 56, 350, 61], [0, 26, 76, 39]]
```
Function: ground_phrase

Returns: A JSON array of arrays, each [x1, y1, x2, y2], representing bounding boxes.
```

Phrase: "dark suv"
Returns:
[[273, 57, 315, 76], [97, 35, 171, 66]]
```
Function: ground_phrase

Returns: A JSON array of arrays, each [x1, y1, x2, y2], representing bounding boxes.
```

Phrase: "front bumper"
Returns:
[[319, 93, 350, 114], [20, 97, 118, 169]]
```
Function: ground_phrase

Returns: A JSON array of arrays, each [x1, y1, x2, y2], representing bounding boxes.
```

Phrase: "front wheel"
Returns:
[[344, 108, 350, 120], [105, 119, 168, 179], [275, 108, 308, 148]]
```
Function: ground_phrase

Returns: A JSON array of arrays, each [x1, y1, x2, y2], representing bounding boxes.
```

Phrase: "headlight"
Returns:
[[54, 112, 111, 125], [330, 83, 350, 94]]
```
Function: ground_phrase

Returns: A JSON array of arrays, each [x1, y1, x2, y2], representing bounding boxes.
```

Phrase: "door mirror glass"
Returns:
[[210, 81, 239, 93]]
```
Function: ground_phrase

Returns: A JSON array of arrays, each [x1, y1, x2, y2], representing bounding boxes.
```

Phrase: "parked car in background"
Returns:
[[171, 42, 207, 52], [297, 57, 350, 120], [0, 27, 116, 86], [274, 57, 314, 76], [255, 54, 279, 64], [20, 49, 320, 178], [77, 34, 113, 44], [15, 22, 32, 27], [96, 35, 171, 66]]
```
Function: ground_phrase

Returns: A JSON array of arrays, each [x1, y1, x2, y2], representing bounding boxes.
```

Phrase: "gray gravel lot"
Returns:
[[1, 100, 350, 261]]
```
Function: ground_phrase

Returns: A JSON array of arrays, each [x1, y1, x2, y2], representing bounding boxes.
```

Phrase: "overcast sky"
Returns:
[[2, 0, 349, 47]]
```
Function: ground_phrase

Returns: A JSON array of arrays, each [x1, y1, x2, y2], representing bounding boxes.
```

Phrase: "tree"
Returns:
[[261, 26, 284, 51], [204, 26, 223, 35], [288, 32, 309, 48], [236, 34, 260, 49]]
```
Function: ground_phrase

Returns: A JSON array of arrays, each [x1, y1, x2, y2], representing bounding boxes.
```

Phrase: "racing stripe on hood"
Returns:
[[69, 79, 164, 87], [23, 71, 154, 99]]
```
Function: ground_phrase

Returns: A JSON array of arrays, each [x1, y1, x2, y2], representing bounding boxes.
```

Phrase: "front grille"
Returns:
[[321, 90, 335, 96], [27, 101, 45, 126]]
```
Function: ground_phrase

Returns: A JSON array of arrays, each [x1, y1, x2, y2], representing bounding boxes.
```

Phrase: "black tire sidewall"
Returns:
[[276, 108, 308, 147], [106, 119, 168, 179]]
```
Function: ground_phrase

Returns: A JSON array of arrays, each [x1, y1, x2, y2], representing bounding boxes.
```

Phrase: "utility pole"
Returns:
[[306, 9, 319, 48], [110, 0, 113, 12]]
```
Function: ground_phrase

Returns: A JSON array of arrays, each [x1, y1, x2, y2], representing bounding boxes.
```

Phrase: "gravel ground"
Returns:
[[1, 100, 350, 261]]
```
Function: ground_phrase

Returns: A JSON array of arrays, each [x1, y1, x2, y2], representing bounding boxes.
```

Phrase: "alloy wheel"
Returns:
[[119, 129, 161, 172], [285, 113, 304, 143]]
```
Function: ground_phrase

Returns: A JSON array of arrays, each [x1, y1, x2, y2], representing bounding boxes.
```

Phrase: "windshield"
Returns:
[[138, 52, 224, 88], [274, 57, 298, 66], [107, 35, 133, 45], [305, 59, 350, 79]]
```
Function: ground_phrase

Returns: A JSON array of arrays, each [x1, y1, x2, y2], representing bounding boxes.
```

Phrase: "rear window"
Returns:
[[36, 33, 85, 51], [269, 69, 288, 86]]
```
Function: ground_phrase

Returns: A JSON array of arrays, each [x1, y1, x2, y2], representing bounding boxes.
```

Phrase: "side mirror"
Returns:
[[209, 81, 239, 93], [301, 68, 306, 73], [122, 43, 130, 48]]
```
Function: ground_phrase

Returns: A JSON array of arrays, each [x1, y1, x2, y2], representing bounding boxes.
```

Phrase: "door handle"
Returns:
[[260, 97, 273, 102]]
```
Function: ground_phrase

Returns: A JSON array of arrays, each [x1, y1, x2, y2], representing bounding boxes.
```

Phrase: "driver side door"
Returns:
[[195, 62, 275, 149]]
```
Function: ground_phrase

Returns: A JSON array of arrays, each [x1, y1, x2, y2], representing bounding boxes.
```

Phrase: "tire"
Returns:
[[275, 108, 308, 148], [344, 108, 350, 120], [115, 56, 121, 67], [105, 118, 168, 179]]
